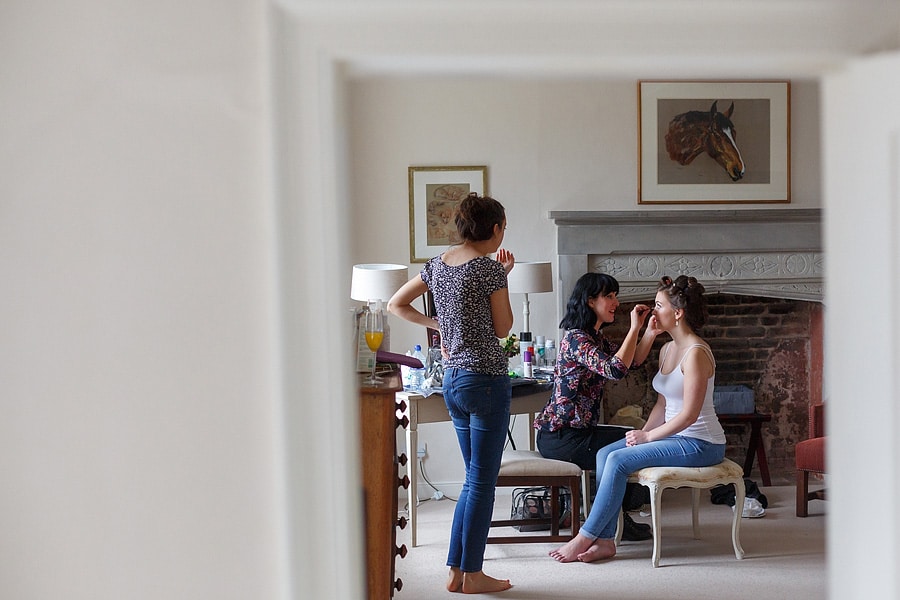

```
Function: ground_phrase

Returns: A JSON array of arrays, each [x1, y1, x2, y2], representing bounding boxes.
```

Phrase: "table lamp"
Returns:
[[507, 261, 553, 342], [350, 263, 409, 353], [350, 263, 409, 305]]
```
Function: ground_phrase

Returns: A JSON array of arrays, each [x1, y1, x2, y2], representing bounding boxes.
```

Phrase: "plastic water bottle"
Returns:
[[545, 339, 557, 366], [534, 336, 546, 367], [401, 350, 414, 388], [410, 344, 427, 390], [426, 333, 444, 387]]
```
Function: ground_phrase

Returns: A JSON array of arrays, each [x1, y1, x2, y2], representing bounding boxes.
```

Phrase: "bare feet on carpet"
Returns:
[[447, 568, 463, 593], [549, 534, 616, 563], [577, 539, 616, 563], [447, 567, 512, 594]]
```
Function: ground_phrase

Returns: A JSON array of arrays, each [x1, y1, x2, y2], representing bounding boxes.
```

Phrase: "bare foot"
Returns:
[[549, 533, 594, 563], [447, 567, 463, 593], [577, 538, 616, 563], [461, 570, 511, 594]]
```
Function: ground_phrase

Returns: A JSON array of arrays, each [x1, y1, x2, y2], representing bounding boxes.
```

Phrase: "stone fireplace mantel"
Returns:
[[549, 209, 823, 303]]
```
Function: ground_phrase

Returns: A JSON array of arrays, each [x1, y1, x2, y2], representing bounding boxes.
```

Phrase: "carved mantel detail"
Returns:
[[590, 251, 823, 302], [550, 209, 823, 303]]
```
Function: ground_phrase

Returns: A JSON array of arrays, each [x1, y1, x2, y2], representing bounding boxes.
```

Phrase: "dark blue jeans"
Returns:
[[442, 368, 511, 573]]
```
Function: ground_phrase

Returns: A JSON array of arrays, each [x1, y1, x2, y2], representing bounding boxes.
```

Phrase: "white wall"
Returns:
[[348, 77, 822, 496], [822, 53, 900, 598], [0, 1, 288, 598]]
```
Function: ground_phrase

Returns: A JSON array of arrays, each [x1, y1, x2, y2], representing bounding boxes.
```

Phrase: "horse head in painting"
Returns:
[[664, 100, 745, 181]]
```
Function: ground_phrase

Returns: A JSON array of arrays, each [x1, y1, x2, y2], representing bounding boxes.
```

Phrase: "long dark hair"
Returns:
[[454, 192, 506, 242], [559, 272, 620, 331]]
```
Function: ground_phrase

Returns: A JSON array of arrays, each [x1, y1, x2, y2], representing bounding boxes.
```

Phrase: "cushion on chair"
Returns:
[[498, 450, 582, 477], [631, 459, 744, 487], [795, 437, 825, 472]]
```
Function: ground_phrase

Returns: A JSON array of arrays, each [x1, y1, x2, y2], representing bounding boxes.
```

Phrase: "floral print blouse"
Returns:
[[420, 254, 508, 376], [533, 328, 632, 432]]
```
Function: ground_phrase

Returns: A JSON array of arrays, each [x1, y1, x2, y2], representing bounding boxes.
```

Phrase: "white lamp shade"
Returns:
[[350, 263, 409, 302], [507, 261, 553, 294]]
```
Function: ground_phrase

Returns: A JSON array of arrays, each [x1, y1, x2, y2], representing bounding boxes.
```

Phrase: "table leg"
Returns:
[[755, 427, 772, 486], [406, 425, 418, 547], [742, 438, 754, 478], [742, 423, 757, 479], [744, 421, 771, 486]]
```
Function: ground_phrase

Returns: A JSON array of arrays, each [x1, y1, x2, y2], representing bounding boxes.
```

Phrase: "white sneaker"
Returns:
[[732, 497, 766, 518]]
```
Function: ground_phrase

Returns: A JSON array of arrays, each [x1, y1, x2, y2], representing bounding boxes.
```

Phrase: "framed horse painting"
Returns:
[[638, 81, 791, 204]]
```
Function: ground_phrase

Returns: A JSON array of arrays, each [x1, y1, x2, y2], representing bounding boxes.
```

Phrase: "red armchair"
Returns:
[[795, 402, 826, 517]]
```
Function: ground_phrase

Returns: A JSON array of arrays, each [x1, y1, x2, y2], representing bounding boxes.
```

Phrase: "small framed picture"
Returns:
[[638, 80, 791, 204], [408, 165, 488, 263]]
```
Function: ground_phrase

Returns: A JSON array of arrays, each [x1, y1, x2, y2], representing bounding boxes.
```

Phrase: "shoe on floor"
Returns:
[[621, 512, 652, 541], [733, 496, 766, 518]]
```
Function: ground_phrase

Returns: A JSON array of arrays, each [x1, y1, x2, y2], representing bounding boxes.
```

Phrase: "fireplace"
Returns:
[[549, 209, 823, 484]]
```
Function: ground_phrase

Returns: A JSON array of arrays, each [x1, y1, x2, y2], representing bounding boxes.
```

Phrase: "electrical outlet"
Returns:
[[417, 443, 427, 458]]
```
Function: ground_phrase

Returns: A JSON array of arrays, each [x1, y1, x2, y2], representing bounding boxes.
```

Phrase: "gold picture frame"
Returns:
[[638, 80, 791, 204], [408, 165, 488, 263]]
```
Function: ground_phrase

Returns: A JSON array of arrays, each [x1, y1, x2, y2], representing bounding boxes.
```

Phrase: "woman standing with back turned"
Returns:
[[550, 275, 727, 563], [389, 192, 515, 594]]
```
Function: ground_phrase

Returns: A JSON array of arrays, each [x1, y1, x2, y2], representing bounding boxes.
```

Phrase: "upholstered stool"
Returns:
[[614, 458, 746, 567], [487, 450, 583, 544]]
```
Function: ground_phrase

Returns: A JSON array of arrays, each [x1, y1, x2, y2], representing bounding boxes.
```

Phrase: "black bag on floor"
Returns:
[[510, 486, 572, 532]]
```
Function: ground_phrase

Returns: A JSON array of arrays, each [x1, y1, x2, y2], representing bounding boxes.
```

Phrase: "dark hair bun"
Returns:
[[658, 274, 708, 331]]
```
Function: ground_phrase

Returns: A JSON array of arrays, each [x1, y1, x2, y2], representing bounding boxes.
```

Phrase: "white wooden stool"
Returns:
[[488, 450, 583, 544], [615, 458, 746, 567]]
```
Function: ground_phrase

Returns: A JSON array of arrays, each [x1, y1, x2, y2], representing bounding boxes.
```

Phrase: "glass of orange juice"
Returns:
[[363, 303, 384, 384]]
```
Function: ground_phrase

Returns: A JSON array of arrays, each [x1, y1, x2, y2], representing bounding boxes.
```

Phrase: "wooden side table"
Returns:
[[717, 412, 772, 486], [359, 372, 406, 599]]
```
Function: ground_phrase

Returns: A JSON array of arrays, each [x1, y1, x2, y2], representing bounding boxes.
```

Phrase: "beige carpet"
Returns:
[[394, 485, 825, 599]]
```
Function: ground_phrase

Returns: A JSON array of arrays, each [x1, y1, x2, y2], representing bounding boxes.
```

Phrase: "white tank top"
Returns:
[[652, 343, 726, 444]]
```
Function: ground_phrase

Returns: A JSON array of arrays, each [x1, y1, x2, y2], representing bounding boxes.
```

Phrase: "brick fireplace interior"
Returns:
[[604, 294, 823, 485], [550, 209, 824, 485]]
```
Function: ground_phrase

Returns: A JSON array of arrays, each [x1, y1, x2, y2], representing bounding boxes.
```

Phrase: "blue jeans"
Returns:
[[580, 436, 726, 540], [442, 368, 511, 573]]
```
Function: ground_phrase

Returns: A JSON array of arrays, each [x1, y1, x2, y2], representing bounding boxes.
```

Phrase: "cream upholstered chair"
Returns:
[[615, 458, 746, 567], [487, 450, 583, 544]]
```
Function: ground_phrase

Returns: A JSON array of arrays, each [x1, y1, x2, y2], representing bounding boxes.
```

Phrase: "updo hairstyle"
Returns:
[[454, 192, 506, 242], [658, 275, 708, 332]]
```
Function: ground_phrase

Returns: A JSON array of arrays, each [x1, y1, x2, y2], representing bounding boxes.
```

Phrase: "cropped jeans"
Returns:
[[580, 435, 726, 541], [442, 367, 511, 573]]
